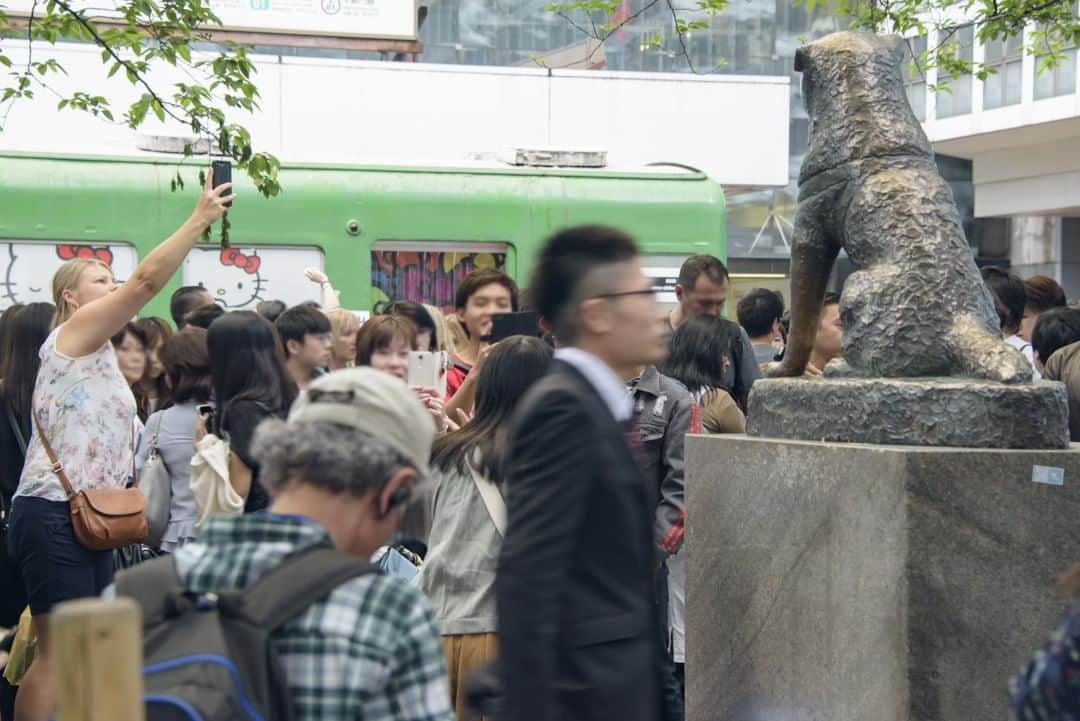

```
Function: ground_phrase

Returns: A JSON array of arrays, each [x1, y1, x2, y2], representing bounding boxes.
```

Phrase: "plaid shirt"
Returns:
[[172, 513, 454, 721]]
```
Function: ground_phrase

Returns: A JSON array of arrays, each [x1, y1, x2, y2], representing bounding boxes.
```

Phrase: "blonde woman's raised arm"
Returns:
[[57, 172, 232, 358]]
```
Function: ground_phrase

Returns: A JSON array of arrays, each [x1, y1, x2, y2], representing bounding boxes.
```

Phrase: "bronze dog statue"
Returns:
[[773, 31, 1031, 384]]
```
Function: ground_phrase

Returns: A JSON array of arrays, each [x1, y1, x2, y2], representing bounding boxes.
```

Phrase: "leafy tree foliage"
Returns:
[[547, 0, 1080, 85], [0, 0, 281, 209]]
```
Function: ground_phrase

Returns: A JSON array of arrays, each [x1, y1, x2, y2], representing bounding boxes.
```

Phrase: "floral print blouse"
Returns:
[[15, 326, 137, 502]]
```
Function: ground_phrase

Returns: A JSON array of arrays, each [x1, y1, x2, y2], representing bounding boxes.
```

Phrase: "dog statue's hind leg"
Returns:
[[950, 315, 1033, 384]]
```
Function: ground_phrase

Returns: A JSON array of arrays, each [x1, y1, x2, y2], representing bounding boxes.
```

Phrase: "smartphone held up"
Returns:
[[211, 160, 233, 208], [407, 351, 449, 398], [481, 311, 541, 343]]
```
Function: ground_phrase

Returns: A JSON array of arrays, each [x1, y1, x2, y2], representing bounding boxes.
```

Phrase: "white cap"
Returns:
[[287, 368, 434, 475]]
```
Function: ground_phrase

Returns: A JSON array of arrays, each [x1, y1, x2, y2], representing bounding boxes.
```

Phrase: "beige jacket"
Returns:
[[1043, 341, 1080, 442]]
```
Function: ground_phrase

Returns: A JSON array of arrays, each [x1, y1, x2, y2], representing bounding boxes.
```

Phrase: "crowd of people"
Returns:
[[0, 174, 1077, 721]]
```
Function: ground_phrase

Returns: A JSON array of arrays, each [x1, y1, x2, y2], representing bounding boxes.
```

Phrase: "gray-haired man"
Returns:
[[141, 368, 455, 721]]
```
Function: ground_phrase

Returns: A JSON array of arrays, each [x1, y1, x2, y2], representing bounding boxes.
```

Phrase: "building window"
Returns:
[[1034, 10, 1078, 100], [937, 25, 975, 118], [983, 34, 1024, 109], [902, 35, 928, 120]]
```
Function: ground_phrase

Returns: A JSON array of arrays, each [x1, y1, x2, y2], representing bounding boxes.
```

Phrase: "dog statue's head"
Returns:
[[796, 31, 933, 181]]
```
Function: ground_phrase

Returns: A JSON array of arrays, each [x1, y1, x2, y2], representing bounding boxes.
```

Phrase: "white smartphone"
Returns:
[[407, 351, 448, 397]]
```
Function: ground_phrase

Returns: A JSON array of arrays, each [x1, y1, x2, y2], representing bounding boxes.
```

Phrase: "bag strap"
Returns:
[[32, 409, 76, 499], [467, 455, 506, 537], [114, 555, 187, 627], [5, 403, 27, 457], [145, 412, 164, 458], [241, 544, 378, 630]]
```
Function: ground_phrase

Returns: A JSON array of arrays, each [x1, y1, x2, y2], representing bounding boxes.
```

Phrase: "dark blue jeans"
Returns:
[[7, 496, 113, 614]]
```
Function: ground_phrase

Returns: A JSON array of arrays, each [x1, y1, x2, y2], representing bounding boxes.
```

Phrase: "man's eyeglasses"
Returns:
[[592, 289, 657, 300]]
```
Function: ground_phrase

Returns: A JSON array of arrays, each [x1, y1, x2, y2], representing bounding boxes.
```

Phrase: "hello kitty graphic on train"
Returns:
[[183, 247, 267, 309], [1, 242, 138, 310]]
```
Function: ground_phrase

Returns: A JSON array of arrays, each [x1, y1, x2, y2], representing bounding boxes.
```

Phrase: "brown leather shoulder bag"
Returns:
[[35, 411, 148, 551]]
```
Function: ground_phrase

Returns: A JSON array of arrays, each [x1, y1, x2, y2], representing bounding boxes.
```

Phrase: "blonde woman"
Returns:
[[6, 172, 232, 721], [325, 308, 359, 370], [424, 303, 456, 355], [444, 314, 469, 358]]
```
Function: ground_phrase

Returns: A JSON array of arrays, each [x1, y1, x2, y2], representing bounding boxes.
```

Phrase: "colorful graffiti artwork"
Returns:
[[183, 246, 324, 310], [371, 248, 507, 313], [1, 241, 138, 310]]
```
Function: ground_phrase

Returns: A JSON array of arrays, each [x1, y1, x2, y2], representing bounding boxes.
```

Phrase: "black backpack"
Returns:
[[116, 544, 377, 721]]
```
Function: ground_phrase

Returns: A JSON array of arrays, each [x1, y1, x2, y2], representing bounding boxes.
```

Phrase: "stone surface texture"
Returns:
[[747, 377, 1070, 449], [778, 31, 1030, 384], [685, 434, 1080, 721]]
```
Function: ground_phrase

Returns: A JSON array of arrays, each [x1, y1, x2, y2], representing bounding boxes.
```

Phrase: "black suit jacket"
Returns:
[[495, 359, 661, 721]]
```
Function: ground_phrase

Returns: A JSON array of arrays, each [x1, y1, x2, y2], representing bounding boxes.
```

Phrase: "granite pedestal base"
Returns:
[[747, 377, 1069, 449], [685, 435, 1080, 721]]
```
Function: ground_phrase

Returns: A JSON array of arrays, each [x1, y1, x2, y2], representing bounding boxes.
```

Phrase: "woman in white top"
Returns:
[[417, 336, 553, 719], [7, 172, 232, 721]]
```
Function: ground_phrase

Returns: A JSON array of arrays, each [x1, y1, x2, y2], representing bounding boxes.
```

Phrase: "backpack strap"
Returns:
[[240, 544, 378, 631], [114, 555, 186, 627]]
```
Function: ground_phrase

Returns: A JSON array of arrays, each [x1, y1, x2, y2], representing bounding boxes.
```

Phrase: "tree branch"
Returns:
[[50, 0, 222, 142], [666, 0, 698, 74]]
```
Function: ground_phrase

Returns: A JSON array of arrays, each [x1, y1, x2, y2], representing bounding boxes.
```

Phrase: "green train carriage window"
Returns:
[[2, 240, 138, 310], [372, 241, 508, 315], [182, 245, 326, 311]]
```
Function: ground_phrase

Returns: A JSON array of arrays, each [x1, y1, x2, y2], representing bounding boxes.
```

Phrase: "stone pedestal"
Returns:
[[747, 378, 1069, 449], [685, 435, 1080, 721]]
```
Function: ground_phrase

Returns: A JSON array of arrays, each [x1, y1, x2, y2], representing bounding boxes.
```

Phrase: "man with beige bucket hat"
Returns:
[[118, 368, 456, 721]]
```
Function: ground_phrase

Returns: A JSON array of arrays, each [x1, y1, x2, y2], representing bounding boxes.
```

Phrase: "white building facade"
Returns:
[[912, 18, 1080, 289]]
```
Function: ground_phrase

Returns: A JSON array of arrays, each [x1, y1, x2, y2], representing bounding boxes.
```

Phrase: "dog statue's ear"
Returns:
[[794, 45, 810, 73]]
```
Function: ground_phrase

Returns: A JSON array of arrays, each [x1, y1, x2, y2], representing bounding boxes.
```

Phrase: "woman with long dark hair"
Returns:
[[660, 315, 745, 434], [1, 304, 55, 493], [0, 303, 54, 628], [0, 303, 24, 375], [206, 311, 297, 512], [418, 335, 554, 718]]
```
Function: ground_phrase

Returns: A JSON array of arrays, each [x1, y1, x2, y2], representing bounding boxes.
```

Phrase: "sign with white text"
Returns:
[[6, 0, 417, 40]]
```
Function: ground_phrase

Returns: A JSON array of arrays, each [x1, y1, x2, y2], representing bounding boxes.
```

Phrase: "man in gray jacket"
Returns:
[[626, 365, 698, 721]]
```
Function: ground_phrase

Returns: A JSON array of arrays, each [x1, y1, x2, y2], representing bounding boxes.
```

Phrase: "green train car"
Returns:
[[0, 152, 726, 319]]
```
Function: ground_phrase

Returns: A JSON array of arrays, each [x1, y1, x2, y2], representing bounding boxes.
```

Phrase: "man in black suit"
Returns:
[[496, 225, 669, 721]]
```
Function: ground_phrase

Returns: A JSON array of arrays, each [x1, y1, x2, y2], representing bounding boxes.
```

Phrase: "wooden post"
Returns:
[[50, 598, 144, 721]]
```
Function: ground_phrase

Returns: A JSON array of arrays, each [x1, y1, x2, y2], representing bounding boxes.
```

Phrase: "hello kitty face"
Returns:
[[1, 242, 136, 310], [183, 247, 267, 310]]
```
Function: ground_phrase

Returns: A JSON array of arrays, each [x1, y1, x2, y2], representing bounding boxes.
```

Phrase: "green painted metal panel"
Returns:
[[0, 152, 726, 319]]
